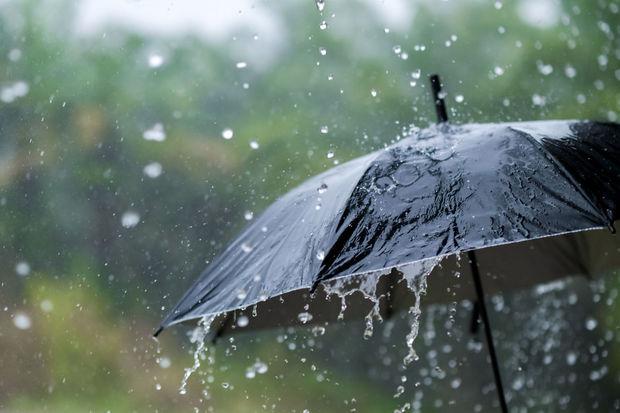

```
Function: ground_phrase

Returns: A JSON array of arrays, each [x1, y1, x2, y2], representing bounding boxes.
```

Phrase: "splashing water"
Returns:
[[323, 257, 439, 346], [179, 314, 217, 396]]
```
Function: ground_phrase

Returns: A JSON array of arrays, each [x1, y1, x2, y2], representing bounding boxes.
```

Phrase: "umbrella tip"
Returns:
[[429, 74, 448, 124], [153, 326, 164, 337]]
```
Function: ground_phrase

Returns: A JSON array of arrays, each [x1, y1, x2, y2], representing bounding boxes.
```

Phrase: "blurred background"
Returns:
[[0, 0, 619, 411]]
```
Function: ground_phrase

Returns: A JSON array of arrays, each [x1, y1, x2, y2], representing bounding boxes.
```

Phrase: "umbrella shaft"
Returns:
[[468, 250, 509, 413]]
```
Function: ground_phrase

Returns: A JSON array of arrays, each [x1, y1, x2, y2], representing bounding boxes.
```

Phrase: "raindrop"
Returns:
[[319, 20, 328, 30], [317, 183, 328, 194], [319, 47, 327, 56], [40, 300, 53, 313], [455, 94, 464, 103], [565, 65, 577, 78], [143, 162, 163, 178], [237, 315, 249, 327], [316, 250, 325, 261], [536, 61, 554, 75], [148, 54, 164, 68], [13, 312, 31, 330], [240, 242, 253, 253], [155, 383, 162, 391], [121, 211, 140, 228], [320, 125, 329, 134], [297, 312, 313, 324], [249, 140, 259, 149], [8, 48, 21, 62], [532, 94, 546, 106], [370, 89, 378, 97], [411, 69, 421, 79], [0, 81, 29, 103], [158, 357, 171, 368], [392, 45, 402, 54], [142, 123, 166, 142], [585, 317, 598, 330], [315, 0, 325, 12], [15, 261, 31, 277], [493, 66, 505, 76], [326, 150, 334, 159], [221, 128, 234, 140], [236, 289, 248, 300], [235, 61, 247, 69], [566, 351, 577, 366], [244, 211, 254, 221], [255, 361, 268, 374]]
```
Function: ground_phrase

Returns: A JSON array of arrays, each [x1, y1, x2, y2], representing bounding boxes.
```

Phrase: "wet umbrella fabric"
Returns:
[[157, 119, 620, 334]]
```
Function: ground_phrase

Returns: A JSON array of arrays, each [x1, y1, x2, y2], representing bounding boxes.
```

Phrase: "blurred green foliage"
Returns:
[[0, 0, 619, 411]]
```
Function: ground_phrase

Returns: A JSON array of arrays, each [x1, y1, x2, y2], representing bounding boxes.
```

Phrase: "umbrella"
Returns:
[[156, 75, 620, 412]]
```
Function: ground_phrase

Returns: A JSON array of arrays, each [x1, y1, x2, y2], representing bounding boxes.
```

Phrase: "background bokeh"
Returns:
[[0, 0, 619, 411]]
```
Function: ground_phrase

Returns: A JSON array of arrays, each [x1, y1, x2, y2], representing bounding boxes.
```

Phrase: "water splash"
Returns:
[[179, 314, 217, 395], [323, 258, 440, 345]]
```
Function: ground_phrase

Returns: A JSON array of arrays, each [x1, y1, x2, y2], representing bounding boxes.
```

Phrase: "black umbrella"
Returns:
[[156, 75, 620, 412]]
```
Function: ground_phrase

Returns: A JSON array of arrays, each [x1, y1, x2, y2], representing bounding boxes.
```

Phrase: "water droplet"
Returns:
[[532, 94, 546, 106], [155, 383, 162, 390], [585, 317, 598, 330], [316, 250, 325, 261], [370, 89, 378, 97], [15, 261, 31, 277], [221, 128, 234, 140], [158, 357, 171, 368], [317, 183, 328, 194], [411, 69, 421, 79], [565, 65, 577, 78], [142, 123, 166, 142], [13, 312, 31, 330], [8, 48, 21, 62], [319, 20, 328, 30], [319, 47, 327, 56], [143, 162, 163, 178], [392, 45, 402, 54], [537, 61, 553, 75], [236, 61, 247, 69], [455, 94, 464, 103], [0, 81, 29, 103], [316, 0, 325, 12], [148, 54, 164, 68], [236, 289, 248, 300], [311, 326, 326, 336], [237, 315, 249, 327], [240, 242, 253, 253], [40, 299, 53, 313], [255, 361, 268, 374], [244, 211, 254, 220], [566, 351, 577, 365], [297, 312, 313, 324], [320, 125, 329, 134], [493, 66, 505, 76], [326, 150, 334, 159], [121, 211, 140, 228]]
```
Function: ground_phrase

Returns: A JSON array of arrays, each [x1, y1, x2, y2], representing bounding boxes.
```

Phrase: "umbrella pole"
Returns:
[[468, 251, 509, 413], [428, 74, 508, 412]]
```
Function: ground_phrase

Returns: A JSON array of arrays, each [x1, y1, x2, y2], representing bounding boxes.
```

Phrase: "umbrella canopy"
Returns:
[[157, 118, 620, 334]]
